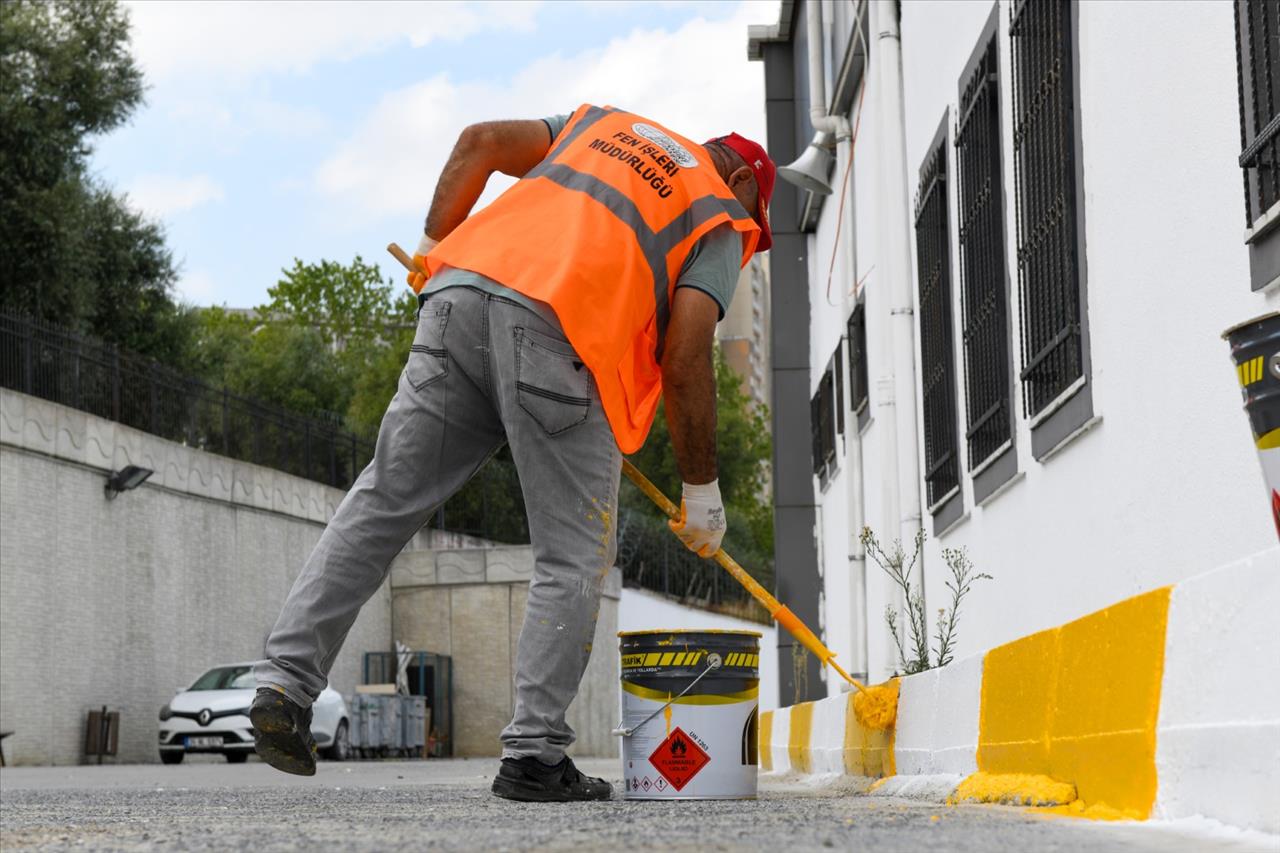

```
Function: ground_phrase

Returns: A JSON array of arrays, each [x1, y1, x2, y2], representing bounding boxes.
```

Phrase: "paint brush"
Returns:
[[619, 460, 898, 729]]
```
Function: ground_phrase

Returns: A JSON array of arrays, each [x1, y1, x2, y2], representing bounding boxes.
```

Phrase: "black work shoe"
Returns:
[[250, 687, 317, 776], [491, 756, 613, 802]]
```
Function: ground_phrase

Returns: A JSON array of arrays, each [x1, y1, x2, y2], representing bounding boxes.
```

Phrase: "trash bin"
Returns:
[[399, 696, 427, 757], [84, 707, 119, 765]]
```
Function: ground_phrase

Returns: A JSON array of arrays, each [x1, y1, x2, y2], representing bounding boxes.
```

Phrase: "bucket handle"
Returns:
[[611, 653, 723, 737]]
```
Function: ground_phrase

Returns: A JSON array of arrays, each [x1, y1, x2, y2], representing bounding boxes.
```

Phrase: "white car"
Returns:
[[158, 663, 350, 764]]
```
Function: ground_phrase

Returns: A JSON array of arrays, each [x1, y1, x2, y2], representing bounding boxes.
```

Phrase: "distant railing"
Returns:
[[0, 312, 376, 489], [614, 510, 769, 623], [0, 311, 769, 621]]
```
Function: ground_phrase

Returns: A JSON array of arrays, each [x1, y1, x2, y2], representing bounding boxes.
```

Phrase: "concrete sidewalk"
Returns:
[[1, 759, 1270, 852]]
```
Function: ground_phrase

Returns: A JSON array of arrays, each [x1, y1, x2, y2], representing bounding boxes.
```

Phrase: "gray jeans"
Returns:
[[255, 287, 621, 763]]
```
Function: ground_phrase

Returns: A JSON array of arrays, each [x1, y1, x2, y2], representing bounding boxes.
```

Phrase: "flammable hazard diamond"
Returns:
[[648, 727, 710, 792]]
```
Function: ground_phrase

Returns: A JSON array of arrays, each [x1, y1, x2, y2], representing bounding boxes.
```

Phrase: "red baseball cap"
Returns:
[[708, 133, 775, 252]]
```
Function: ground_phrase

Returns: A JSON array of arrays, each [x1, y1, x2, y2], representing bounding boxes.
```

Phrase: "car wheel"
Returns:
[[225, 751, 249, 764], [160, 752, 184, 765], [325, 720, 350, 761]]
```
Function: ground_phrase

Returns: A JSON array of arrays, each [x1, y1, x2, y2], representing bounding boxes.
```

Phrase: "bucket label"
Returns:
[[649, 727, 710, 791]]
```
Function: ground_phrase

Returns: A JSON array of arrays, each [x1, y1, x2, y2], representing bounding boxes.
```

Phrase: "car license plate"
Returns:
[[186, 736, 222, 748]]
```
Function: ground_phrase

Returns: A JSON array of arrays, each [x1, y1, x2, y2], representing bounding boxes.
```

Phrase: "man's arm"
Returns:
[[662, 287, 720, 484], [423, 120, 553, 241], [662, 287, 727, 557]]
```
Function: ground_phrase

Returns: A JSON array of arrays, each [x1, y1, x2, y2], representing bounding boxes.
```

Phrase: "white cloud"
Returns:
[[125, 174, 225, 216], [315, 1, 777, 219], [176, 269, 216, 303], [124, 0, 542, 82]]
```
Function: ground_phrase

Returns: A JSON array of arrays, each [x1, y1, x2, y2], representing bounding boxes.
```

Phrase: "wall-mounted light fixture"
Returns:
[[105, 465, 153, 499]]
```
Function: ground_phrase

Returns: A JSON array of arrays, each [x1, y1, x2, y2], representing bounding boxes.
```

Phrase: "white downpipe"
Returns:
[[841, 135, 869, 682], [872, 0, 924, 678], [806, 0, 851, 142]]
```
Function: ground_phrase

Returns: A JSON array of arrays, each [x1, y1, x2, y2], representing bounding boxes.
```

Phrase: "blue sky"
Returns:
[[91, 0, 777, 308]]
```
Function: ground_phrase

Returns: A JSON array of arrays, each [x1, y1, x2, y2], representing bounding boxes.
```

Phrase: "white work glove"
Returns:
[[669, 480, 727, 557], [407, 233, 440, 291], [415, 233, 439, 256]]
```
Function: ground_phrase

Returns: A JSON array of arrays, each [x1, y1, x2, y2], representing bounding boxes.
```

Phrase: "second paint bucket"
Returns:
[[617, 629, 761, 800], [1224, 311, 1280, 539]]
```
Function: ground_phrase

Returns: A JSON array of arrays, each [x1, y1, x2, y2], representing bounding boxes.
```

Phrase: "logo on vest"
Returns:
[[631, 123, 698, 168]]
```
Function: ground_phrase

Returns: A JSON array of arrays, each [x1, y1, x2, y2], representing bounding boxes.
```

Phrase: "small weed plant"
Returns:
[[859, 527, 992, 675]]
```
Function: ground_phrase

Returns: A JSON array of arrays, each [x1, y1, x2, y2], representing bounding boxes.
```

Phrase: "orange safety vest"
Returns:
[[422, 104, 761, 453]]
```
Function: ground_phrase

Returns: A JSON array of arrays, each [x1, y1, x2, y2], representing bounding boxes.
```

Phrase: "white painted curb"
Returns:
[[759, 547, 1280, 834]]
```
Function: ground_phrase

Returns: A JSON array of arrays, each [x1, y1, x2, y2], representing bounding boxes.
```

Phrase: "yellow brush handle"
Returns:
[[385, 240, 872, 696], [619, 459, 869, 694]]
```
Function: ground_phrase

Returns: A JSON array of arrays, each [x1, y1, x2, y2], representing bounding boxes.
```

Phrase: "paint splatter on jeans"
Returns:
[[255, 286, 621, 763]]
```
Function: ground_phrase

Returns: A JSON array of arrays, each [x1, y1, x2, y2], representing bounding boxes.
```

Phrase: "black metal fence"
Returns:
[[1, 311, 767, 620], [615, 510, 768, 623], [0, 312, 376, 489]]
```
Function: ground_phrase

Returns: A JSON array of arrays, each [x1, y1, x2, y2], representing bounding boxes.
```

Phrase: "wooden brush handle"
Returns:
[[619, 458, 868, 692], [387, 243, 419, 273]]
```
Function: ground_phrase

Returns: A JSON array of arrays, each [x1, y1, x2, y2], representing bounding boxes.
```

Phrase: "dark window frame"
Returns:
[[1235, 0, 1280, 291], [914, 112, 964, 534], [956, 3, 1019, 504], [810, 362, 838, 487], [1009, 0, 1095, 460], [847, 298, 871, 431], [834, 339, 845, 437]]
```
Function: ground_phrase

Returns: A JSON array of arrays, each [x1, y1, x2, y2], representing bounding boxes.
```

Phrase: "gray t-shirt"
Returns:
[[424, 113, 741, 324]]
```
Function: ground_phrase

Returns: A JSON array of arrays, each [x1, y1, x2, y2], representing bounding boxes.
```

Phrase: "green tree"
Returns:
[[254, 256, 417, 434], [260, 256, 416, 352], [0, 0, 191, 360]]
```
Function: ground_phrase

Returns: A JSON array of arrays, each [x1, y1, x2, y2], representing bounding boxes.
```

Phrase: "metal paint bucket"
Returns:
[[1223, 311, 1280, 540], [615, 629, 761, 800]]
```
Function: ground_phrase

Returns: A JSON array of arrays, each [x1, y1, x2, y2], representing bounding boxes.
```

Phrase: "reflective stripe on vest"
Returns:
[[421, 104, 761, 452], [527, 113, 755, 356]]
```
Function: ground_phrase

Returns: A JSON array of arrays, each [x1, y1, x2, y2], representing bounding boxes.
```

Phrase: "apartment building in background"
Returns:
[[748, 0, 1279, 705], [717, 255, 772, 414]]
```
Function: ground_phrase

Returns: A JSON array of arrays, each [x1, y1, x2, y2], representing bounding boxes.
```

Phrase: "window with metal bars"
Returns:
[[914, 119, 962, 521], [810, 367, 837, 482], [1009, 0, 1090, 421], [956, 7, 1016, 484], [834, 340, 845, 436], [847, 301, 870, 428], [1235, 0, 1280, 290]]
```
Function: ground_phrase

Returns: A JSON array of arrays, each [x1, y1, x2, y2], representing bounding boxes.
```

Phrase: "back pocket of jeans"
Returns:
[[405, 302, 451, 391], [515, 326, 591, 436]]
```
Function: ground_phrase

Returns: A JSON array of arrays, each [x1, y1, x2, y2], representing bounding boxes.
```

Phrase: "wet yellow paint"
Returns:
[[949, 772, 1076, 807], [759, 710, 774, 771], [842, 681, 896, 777], [663, 701, 672, 737], [852, 679, 899, 731], [968, 586, 1172, 820], [788, 701, 815, 773]]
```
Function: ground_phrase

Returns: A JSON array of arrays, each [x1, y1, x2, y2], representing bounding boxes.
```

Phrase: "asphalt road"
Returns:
[[1, 758, 1273, 852]]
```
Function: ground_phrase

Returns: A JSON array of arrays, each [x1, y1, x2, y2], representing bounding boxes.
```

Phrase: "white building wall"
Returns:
[[804, 0, 1279, 691]]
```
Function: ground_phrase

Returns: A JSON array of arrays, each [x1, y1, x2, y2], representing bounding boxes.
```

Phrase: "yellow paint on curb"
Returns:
[[759, 709, 773, 771], [968, 586, 1172, 820], [842, 679, 897, 777], [789, 701, 815, 773], [949, 772, 1076, 807]]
